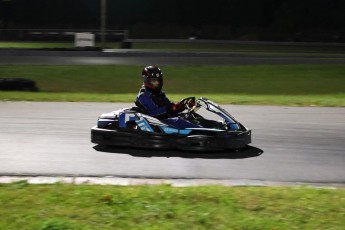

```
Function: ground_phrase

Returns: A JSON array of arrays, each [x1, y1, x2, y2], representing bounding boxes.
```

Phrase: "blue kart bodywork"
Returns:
[[91, 97, 251, 151]]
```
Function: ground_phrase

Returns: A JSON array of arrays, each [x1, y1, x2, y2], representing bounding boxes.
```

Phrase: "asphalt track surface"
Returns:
[[1, 48, 345, 65], [0, 102, 344, 184]]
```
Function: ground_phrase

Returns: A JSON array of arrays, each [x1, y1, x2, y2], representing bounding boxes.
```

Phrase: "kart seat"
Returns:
[[132, 101, 149, 114]]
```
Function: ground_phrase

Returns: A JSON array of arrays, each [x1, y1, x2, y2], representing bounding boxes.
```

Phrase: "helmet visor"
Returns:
[[148, 78, 160, 88]]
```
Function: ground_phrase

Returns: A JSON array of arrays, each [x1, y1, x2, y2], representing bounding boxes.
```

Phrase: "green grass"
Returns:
[[132, 42, 345, 53], [2, 41, 345, 54], [1, 64, 344, 106], [0, 42, 76, 49], [1, 92, 344, 107], [0, 182, 344, 230], [0, 42, 121, 49]]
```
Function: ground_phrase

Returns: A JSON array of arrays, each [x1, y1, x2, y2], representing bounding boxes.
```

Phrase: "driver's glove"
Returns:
[[186, 98, 195, 107], [169, 102, 184, 114]]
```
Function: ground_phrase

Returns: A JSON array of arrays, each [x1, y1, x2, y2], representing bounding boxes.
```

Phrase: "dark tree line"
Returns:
[[1, 0, 344, 42]]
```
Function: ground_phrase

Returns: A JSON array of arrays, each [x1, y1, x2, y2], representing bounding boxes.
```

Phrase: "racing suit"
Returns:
[[135, 86, 199, 129]]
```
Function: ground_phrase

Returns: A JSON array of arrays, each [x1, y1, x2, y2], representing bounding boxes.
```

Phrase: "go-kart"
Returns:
[[91, 97, 251, 151]]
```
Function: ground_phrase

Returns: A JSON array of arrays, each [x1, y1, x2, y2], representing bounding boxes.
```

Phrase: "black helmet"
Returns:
[[142, 65, 163, 91]]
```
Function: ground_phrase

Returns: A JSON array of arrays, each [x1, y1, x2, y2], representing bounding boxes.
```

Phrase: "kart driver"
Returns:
[[135, 65, 200, 129]]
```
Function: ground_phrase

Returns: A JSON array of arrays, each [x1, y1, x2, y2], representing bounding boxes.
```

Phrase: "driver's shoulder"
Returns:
[[137, 87, 150, 97]]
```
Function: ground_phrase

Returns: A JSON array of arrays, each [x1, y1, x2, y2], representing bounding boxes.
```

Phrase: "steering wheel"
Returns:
[[178, 97, 196, 113]]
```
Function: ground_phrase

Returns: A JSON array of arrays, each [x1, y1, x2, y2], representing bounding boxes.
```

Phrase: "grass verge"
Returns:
[[1, 64, 344, 106], [1, 92, 344, 107], [0, 42, 76, 49], [0, 182, 344, 230], [1, 41, 345, 54]]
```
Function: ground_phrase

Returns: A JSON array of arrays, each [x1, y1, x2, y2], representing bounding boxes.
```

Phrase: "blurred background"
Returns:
[[1, 0, 344, 43]]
